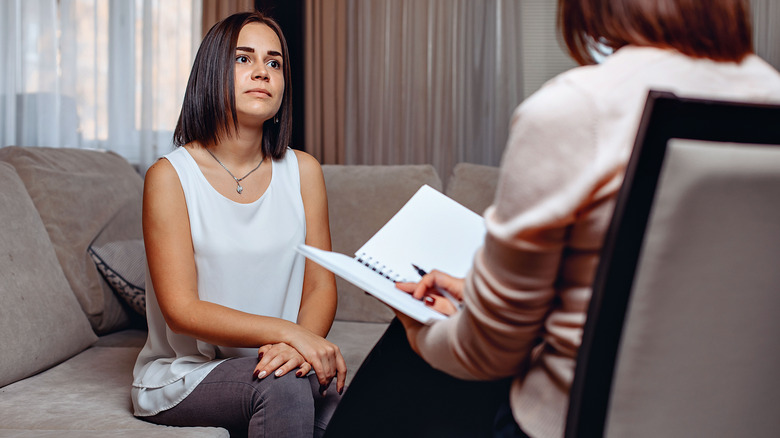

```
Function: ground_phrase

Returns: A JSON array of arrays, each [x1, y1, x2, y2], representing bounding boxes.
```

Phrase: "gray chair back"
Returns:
[[566, 91, 780, 437]]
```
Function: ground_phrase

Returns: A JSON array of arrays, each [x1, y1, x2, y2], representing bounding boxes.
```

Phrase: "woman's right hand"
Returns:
[[286, 328, 347, 395], [254, 342, 310, 380], [395, 270, 465, 316]]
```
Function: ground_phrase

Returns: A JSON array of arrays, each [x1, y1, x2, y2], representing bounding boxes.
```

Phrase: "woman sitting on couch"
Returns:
[[131, 11, 345, 438]]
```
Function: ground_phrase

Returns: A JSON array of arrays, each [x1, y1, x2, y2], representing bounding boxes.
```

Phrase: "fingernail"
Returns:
[[257, 352, 263, 360], [256, 370, 267, 379], [274, 369, 283, 377], [253, 370, 260, 379], [424, 296, 435, 306], [296, 370, 303, 377], [319, 384, 328, 395], [338, 387, 343, 395]]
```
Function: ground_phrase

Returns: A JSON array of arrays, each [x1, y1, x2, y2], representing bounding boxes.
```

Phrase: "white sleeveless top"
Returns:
[[131, 146, 307, 416]]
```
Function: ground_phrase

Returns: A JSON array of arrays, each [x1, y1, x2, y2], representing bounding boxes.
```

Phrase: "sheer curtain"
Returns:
[[0, 1, 65, 149], [305, 0, 576, 182], [1, 0, 201, 171]]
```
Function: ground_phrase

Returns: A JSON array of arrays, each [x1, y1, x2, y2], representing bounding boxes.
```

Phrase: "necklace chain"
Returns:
[[206, 148, 264, 195]]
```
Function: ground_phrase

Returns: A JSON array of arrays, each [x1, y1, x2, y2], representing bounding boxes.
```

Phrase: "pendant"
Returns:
[[236, 184, 243, 194]]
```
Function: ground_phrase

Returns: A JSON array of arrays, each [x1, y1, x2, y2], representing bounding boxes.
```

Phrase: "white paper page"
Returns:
[[355, 185, 486, 282], [297, 245, 446, 324]]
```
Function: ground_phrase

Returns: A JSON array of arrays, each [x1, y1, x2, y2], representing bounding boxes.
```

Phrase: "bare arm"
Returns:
[[294, 150, 338, 337]]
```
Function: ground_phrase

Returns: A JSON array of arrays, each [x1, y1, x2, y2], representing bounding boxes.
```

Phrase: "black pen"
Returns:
[[411, 264, 463, 311]]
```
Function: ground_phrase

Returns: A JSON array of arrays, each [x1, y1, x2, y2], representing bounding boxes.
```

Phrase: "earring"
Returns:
[[274, 114, 280, 124]]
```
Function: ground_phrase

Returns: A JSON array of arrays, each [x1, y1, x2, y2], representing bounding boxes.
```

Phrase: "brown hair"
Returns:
[[173, 12, 293, 159], [558, 0, 754, 65]]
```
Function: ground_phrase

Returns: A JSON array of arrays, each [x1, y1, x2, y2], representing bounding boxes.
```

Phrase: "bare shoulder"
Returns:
[[143, 156, 184, 206], [292, 149, 329, 216], [293, 149, 325, 186], [145, 157, 177, 184], [293, 149, 323, 175]]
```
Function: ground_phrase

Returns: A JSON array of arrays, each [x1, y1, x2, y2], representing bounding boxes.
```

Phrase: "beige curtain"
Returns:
[[202, 0, 255, 37], [751, 0, 780, 70], [305, 0, 348, 164], [349, 0, 525, 181], [305, 0, 575, 183]]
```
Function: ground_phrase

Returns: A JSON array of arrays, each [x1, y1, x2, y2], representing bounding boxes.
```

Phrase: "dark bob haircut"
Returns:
[[559, 0, 754, 65], [173, 11, 292, 160]]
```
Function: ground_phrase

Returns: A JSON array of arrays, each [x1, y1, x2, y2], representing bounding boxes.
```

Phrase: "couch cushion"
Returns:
[[0, 345, 226, 437], [92, 197, 149, 330], [445, 162, 500, 215], [0, 146, 144, 334], [89, 239, 146, 317], [0, 162, 97, 388], [322, 164, 442, 322], [94, 328, 148, 348]]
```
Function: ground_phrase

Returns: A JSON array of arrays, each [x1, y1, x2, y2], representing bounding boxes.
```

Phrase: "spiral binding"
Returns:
[[356, 253, 403, 282]]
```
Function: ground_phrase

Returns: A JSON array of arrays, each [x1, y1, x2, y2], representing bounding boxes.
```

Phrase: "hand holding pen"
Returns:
[[395, 264, 465, 316]]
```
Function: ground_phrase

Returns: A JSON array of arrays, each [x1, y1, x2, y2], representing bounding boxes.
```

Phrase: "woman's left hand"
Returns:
[[254, 343, 311, 380]]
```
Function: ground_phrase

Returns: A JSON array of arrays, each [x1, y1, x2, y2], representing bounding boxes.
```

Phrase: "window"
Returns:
[[1, 0, 201, 169]]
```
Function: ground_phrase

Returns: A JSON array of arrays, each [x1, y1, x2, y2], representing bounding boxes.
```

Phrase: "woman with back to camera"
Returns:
[[131, 11, 346, 438], [324, 1, 780, 437]]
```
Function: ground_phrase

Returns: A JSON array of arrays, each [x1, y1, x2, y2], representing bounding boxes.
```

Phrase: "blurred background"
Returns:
[[1, 0, 777, 179]]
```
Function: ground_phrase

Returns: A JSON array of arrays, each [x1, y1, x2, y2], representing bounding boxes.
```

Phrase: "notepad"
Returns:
[[297, 184, 486, 324]]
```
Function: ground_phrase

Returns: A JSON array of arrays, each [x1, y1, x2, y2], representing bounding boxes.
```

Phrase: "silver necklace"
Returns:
[[206, 148, 264, 194]]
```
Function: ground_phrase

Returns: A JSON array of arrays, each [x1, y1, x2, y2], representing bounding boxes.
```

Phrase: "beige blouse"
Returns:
[[413, 46, 780, 437]]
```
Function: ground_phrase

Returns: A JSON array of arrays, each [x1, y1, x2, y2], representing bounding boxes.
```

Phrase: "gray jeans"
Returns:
[[143, 356, 341, 438]]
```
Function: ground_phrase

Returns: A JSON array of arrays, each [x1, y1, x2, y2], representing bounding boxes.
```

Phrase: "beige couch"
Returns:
[[0, 146, 499, 437]]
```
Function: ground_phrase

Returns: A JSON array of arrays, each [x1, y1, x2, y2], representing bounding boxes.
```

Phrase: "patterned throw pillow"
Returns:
[[88, 240, 146, 316]]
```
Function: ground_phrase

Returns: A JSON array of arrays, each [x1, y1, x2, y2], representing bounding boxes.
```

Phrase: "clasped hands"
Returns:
[[249, 271, 464, 392], [253, 334, 346, 396]]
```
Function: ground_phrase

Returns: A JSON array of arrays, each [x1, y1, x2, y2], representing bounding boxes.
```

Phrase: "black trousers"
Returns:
[[324, 318, 513, 438]]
